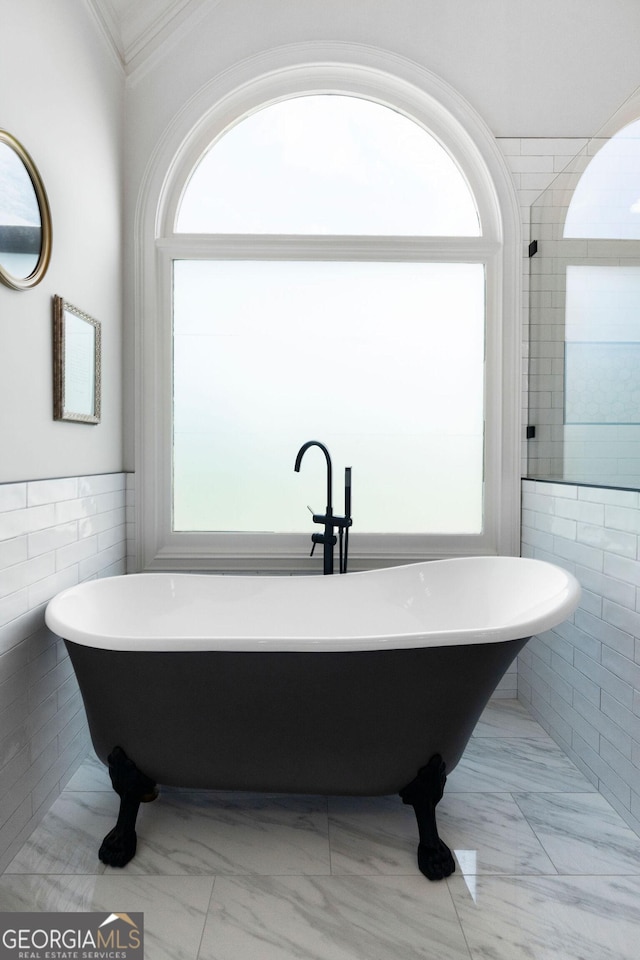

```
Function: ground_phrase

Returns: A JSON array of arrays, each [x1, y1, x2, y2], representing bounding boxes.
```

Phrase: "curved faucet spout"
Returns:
[[294, 440, 333, 511]]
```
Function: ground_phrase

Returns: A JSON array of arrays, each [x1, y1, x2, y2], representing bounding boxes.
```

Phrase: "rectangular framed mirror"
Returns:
[[53, 296, 101, 424]]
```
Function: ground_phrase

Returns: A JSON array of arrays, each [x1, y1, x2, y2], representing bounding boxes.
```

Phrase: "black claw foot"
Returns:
[[417, 839, 456, 881], [99, 746, 157, 868], [400, 754, 455, 881], [99, 824, 138, 868]]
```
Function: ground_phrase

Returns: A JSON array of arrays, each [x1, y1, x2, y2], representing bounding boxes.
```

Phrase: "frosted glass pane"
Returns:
[[565, 266, 640, 426], [173, 260, 485, 533], [566, 266, 640, 342], [565, 343, 640, 425], [564, 118, 640, 239], [176, 96, 480, 236]]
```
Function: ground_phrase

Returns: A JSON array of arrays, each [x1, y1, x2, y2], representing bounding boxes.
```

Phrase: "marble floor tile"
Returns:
[[449, 874, 640, 960], [85, 874, 215, 960], [0, 874, 98, 910], [513, 792, 640, 875], [438, 792, 557, 876], [446, 737, 598, 794], [328, 795, 417, 875], [0, 873, 213, 960], [5, 700, 640, 960], [120, 792, 331, 876], [328, 792, 557, 877], [3, 793, 112, 875], [4, 787, 330, 878], [472, 699, 550, 739], [64, 752, 111, 791], [199, 874, 472, 960]]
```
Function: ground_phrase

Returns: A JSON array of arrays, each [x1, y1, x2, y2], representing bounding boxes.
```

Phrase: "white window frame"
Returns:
[[133, 45, 521, 572]]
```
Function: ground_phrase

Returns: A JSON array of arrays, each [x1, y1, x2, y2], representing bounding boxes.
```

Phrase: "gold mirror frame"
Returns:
[[0, 130, 52, 290], [53, 296, 102, 424]]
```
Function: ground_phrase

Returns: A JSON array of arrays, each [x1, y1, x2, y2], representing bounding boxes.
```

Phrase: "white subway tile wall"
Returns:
[[0, 473, 128, 870], [521, 479, 640, 837], [126, 473, 136, 573]]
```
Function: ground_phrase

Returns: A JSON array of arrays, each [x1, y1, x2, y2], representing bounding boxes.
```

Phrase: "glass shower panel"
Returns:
[[528, 100, 640, 488]]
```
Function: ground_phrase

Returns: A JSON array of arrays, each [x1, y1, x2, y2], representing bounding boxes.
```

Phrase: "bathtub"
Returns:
[[45, 556, 580, 879]]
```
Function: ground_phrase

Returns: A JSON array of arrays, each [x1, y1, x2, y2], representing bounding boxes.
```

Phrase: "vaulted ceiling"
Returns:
[[85, 0, 640, 141], [87, 0, 219, 72]]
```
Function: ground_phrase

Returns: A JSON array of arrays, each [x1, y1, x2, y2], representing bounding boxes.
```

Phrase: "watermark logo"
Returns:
[[0, 912, 143, 959]]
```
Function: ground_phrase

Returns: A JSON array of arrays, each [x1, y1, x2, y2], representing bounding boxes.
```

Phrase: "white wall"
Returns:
[[0, 0, 126, 867], [0, 0, 124, 483]]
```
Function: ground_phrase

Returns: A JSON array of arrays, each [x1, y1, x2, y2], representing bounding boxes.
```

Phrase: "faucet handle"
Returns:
[[306, 505, 315, 515], [310, 532, 332, 556], [345, 467, 351, 517]]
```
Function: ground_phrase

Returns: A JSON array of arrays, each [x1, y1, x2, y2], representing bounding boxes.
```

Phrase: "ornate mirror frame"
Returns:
[[0, 129, 52, 290], [53, 296, 102, 424]]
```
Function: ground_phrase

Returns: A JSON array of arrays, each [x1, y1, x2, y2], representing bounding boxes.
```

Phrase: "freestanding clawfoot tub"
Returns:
[[45, 557, 580, 880]]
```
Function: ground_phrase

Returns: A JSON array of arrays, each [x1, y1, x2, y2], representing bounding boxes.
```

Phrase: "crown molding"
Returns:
[[86, 0, 223, 78], [124, 0, 197, 63], [82, 0, 126, 70], [125, 0, 224, 82]]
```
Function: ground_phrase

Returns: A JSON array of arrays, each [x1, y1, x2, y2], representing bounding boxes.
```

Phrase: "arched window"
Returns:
[[176, 96, 480, 236], [136, 57, 520, 571], [564, 118, 640, 239]]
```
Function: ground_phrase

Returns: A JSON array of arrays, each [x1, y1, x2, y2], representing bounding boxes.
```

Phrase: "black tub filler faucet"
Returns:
[[294, 440, 352, 574]]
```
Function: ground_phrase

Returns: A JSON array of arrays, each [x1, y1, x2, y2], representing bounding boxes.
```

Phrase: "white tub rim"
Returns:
[[45, 556, 581, 653]]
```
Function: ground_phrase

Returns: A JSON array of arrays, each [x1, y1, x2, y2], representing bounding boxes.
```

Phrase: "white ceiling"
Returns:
[[84, 0, 640, 140], [87, 0, 215, 70]]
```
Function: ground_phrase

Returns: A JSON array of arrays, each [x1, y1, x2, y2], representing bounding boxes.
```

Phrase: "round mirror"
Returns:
[[0, 130, 52, 290]]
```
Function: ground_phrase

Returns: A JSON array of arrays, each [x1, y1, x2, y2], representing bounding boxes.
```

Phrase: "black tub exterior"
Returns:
[[65, 636, 528, 795]]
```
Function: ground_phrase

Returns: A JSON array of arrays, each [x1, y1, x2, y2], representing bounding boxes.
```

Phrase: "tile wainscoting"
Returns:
[[0, 472, 130, 870], [521, 478, 640, 837]]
